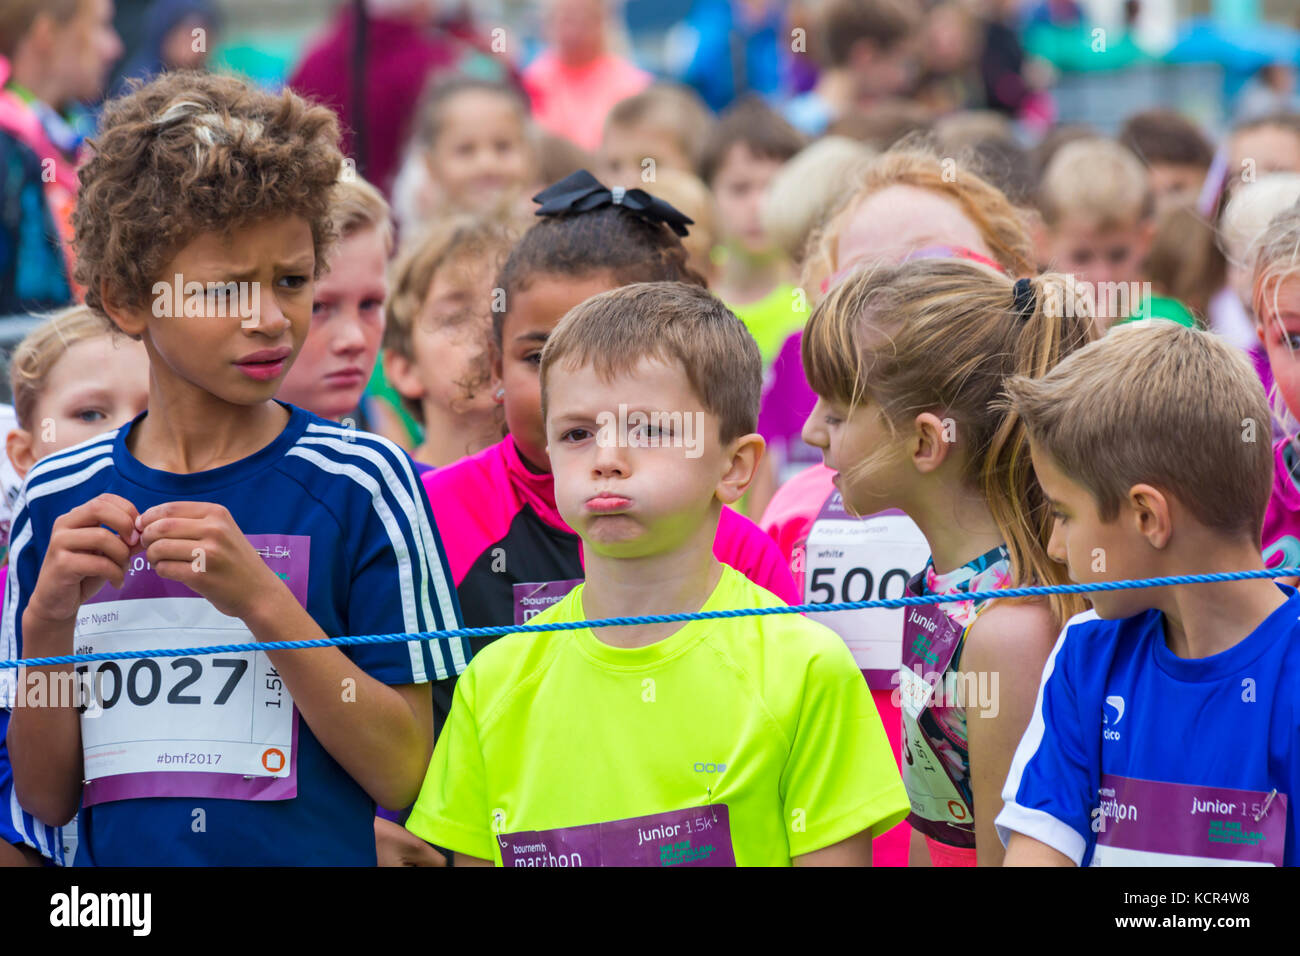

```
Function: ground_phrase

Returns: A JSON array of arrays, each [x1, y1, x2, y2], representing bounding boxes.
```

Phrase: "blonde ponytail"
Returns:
[[804, 260, 1096, 625], [986, 272, 1097, 624]]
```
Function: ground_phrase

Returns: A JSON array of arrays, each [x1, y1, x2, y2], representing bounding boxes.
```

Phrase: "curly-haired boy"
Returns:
[[4, 72, 467, 865]]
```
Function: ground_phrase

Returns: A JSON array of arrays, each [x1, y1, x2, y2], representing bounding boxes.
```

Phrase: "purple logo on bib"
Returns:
[[512, 578, 583, 626], [1093, 774, 1287, 866], [498, 804, 736, 867]]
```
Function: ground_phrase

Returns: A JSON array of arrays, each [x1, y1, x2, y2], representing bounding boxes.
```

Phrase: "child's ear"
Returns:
[[100, 280, 147, 339], [383, 350, 425, 402], [715, 433, 766, 506], [490, 346, 505, 394], [910, 411, 953, 474], [1127, 483, 1172, 550], [6, 428, 36, 479], [25, 12, 59, 55]]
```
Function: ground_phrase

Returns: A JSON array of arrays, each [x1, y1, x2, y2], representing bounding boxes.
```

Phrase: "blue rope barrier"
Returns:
[[3, 566, 1298, 671]]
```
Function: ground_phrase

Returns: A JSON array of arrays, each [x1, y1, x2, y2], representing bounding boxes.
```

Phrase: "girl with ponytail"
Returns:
[[800, 257, 1095, 866]]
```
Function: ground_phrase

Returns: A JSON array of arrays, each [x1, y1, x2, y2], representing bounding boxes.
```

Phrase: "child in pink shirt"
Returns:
[[1252, 203, 1300, 568]]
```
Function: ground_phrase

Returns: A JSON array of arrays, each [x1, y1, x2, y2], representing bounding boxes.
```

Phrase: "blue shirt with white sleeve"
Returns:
[[997, 589, 1300, 867], [0, 402, 467, 865]]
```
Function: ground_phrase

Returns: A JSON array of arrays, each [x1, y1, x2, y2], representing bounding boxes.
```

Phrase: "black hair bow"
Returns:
[[532, 169, 694, 238]]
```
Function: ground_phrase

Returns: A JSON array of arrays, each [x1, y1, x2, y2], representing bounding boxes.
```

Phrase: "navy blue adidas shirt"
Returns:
[[997, 588, 1300, 866], [0, 403, 468, 865]]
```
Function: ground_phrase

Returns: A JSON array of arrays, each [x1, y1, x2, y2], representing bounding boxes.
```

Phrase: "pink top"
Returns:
[[0, 56, 79, 280], [1263, 437, 1300, 571], [522, 51, 651, 151]]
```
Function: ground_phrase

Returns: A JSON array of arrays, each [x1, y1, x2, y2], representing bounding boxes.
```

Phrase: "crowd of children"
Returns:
[[1, 0, 1300, 869]]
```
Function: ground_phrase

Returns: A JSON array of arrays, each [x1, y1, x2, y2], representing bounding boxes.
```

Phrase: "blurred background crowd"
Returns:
[[5, 0, 1300, 510]]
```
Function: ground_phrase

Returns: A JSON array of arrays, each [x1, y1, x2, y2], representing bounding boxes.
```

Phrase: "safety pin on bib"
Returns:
[[1254, 788, 1277, 822], [704, 786, 719, 823]]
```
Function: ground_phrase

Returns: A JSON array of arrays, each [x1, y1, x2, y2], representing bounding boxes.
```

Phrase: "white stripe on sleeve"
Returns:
[[995, 610, 1098, 859]]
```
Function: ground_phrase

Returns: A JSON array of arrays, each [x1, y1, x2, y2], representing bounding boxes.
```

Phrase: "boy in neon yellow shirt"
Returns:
[[406, 281, 908, 866]]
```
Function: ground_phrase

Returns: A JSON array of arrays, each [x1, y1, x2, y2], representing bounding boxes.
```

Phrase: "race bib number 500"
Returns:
[[77, 534, 309, 806], [804, 500, 929, 688]]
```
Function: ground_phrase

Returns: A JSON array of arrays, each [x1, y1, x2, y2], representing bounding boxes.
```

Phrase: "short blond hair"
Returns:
[[8, 305, 121, 431], [604, 84, 713, 170], [1250, 200, 1300, 322], [1221, 174, 1300, 270], [331, 174, 393, 253], [762, 136, 876, 264], [1005, 321, 1272, 544], [1038, 138, 1154, 229], [643, 167, 717, 280], [540, 281, 761, 444]]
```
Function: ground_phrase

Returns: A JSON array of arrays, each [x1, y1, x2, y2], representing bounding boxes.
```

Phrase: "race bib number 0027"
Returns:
[[77, 534, 309, 806]]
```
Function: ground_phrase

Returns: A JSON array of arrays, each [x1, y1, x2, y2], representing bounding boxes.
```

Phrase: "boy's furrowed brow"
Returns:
[[197, 255, 315, 282]]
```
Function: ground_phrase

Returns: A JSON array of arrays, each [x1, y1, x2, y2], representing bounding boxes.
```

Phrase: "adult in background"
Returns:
[[112, 0, 219, 96], [289, 0, 498, 197], [673, 0, 788, 113], [522, 0, 650, 152], [0, 0, 123, 314]]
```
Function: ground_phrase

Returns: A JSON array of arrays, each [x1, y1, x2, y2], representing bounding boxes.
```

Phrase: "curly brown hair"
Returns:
[[74, 71, 343, 316]]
